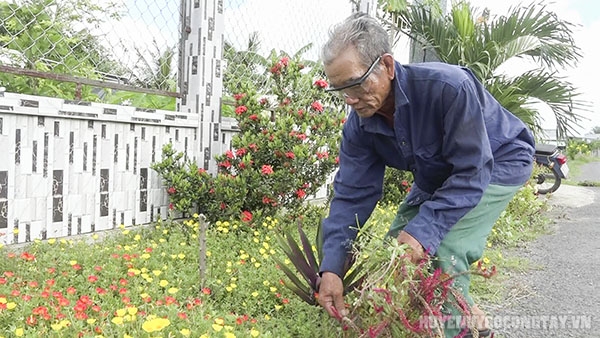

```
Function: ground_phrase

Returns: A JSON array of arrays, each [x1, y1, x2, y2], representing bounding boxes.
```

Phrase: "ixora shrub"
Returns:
[[153, 53, 346, 224]]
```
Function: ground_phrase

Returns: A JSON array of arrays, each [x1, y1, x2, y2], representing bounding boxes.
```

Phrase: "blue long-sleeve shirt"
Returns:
[[320, 61, 535, 277]]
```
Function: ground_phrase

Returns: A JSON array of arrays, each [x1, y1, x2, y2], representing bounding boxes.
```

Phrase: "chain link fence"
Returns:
[[222, 0, 355, 97], [1, 0, 360, 107], [0, 0, 180, 104]]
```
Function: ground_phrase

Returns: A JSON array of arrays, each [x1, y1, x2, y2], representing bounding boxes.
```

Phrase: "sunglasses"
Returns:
[[325, 55, 382, 99]]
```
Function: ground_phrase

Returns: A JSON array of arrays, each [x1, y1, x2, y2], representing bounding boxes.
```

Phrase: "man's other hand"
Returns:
[[317, 271, 347, 319], [397, 230, 426, 262]]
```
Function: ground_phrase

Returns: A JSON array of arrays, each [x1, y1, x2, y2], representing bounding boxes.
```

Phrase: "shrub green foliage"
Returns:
[[152, 53, 346, 224]]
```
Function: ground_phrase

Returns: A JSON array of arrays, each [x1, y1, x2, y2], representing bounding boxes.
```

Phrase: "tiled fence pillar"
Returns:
[[178, 0, 225, 173]]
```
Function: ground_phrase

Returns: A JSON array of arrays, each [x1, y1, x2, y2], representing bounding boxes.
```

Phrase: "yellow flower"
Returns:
[[177, 253, 185, 259], [122, 230, 130, 235], [224, 333, 236, 338], [13, 228, 19, 234], [159, 280, 169, 287], [168, 287, 179, 294], [252, 291, 259, 297], [180, 328, 191, 337], [141, 317, 171, 333], [69, 260, 77, 266], [111, 317, 124, 325], [92, 234, 99, 240], [206, 251, 212, 257], [212, 324, 224, 332], [250, 328, 260, 337], [116, 308, 127, 317], [6, 302, 16, 310], [152, 270, 162, 276], [134, 234, 141, 241], [270, 287, 277, 292], [483, 257, 490, 264], [141, 253, 151, 259], [48, 238, 56, 244], [86, 318, 96, 325], [214, 318, 224, 325], [15, 328, 24, 337]]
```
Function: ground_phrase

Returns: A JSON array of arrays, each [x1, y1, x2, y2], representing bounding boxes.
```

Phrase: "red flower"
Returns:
[[202, 287, 212, 295], [314, 79, 328, 88], [261, 164, 274, 175], [20, 252, 35, 261], [280, 57, 289, 66], [241, 211, 253, 223], [218, 160, 231, 169], [220, 202, 227, 210], [233, 93, 246, 101], [296, 189, 307, 199], [225, 150, 234, 159], [248, 143, 258, 151], [316, 151, 329, 159], [285, 151, 295, 159], [88, 275, 98, 283], [167, 187, 176, 195], [198, 168, 206, 175], [235, 105, 248, 115], [259, 97, 269, 105], [311, 101, 324, 112], [169, 203, 174, 210], [235, 148, 247, 157], [248, 114, 258, 121]]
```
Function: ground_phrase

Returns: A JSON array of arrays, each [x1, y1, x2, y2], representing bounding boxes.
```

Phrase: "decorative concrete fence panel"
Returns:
[[0, 92, 198, 244]]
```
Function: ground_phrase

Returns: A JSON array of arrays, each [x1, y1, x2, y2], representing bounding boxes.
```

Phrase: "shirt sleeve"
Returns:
[[403, 78, 494, 255], [319, 119, 385, 278]]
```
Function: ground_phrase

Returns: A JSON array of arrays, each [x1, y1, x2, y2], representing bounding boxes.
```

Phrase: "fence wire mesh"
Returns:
[[1, 0, 359, 108], [0, 0, 180, 104], [222, 0, 355, 96]]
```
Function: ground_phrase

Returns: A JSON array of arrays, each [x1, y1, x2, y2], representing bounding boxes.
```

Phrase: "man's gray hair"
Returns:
[[321, 12, 392, 67]]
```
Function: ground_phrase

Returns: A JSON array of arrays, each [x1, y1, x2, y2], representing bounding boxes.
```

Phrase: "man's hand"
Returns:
[[397, 230, 426, 263], [317, 272, 347, 319]]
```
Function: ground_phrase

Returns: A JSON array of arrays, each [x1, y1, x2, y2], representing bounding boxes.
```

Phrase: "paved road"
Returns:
[[572, 161, 600, 183], [486, 164, 600, 338]]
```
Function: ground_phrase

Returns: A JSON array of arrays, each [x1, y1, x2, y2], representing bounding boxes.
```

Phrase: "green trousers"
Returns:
[[387, 184, 521, 337]]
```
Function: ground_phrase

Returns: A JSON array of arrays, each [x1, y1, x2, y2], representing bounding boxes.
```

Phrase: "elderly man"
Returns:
[[317, 12, 534, 337]]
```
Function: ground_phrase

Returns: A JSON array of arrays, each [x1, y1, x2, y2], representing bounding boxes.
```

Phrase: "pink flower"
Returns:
[[314, 79, 328, 88], [285, 152, 295, 159], [259, 97, 269, 105], [233, 93, 246, 101], [280, 57, 289, 66], [241, 211, 253, 223], [235, 105, 248, 115], [167, 187, 176, 194], [249, 114, 258, 121], [261, 165, 274, 175], [225, 150, 234, 159], [311, 101, 324, 112]]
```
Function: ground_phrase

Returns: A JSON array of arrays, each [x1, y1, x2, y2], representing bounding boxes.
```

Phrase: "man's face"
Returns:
[[324, 48, 393, 118]]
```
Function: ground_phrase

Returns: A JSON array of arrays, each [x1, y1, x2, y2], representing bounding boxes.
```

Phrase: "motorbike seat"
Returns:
[[535, 144, 557, 155]]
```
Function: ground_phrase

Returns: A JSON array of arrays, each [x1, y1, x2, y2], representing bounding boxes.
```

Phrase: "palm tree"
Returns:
[[379, 0, 586, 139]]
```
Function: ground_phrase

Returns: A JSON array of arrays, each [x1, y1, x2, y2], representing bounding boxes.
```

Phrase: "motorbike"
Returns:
[[534, 144, 569, 194]]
